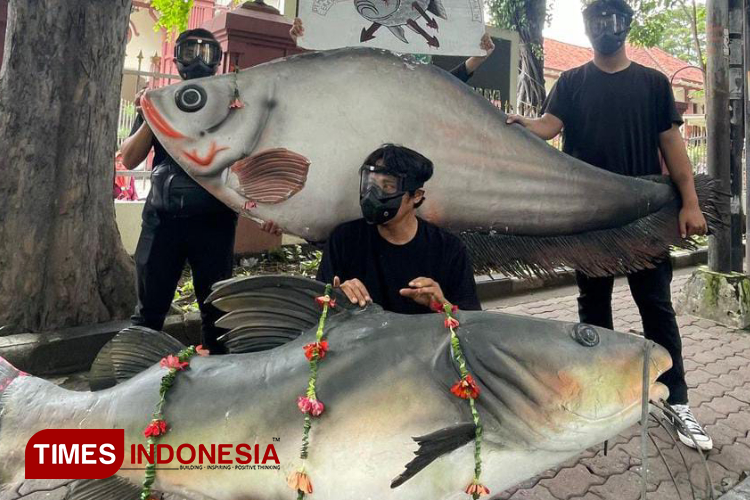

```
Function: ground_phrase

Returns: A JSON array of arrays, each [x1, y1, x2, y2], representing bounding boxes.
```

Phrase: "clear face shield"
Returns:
[[586, 12, 630, 37], [359, 165, 406, 201]]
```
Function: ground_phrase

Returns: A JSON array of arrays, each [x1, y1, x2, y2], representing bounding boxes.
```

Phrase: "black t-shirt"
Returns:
[[542, 61, 683, 177], [316, 218, 481, 314]]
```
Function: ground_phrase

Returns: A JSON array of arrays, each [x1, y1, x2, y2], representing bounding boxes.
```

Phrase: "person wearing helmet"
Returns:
[[316, 144, 481, 314], [504, 0, 711, 451], [120, 28, 235, 355]]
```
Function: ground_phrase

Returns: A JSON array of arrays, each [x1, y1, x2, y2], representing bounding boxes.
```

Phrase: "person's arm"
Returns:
[[120, 91, 153, 170], [121, 123, 154, 170], [659, 124, 707, 238], [450, 33, 495, 83], [446, 243, 481, 311], [316, 228, 372, 307], [506, 113, 563, 141]]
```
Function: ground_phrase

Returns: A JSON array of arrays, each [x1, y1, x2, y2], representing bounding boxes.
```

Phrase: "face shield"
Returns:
[[585, 10, 631, 55], [359, 165, 408, 225]]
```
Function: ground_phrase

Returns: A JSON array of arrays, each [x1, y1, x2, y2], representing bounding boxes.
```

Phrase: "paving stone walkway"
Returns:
[[487, 271, 750, 500], [2, 271, 748, 500]]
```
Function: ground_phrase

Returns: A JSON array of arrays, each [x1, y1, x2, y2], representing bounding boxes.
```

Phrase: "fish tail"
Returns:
[[463, 174, 725, 278]]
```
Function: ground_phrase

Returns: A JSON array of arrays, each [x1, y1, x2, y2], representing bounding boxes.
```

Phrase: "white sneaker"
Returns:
[[670, 404, 713, 451]]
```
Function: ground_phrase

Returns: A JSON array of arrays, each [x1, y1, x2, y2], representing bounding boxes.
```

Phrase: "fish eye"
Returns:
[[175, 84, 207, 112], [572, 324, 599, 347]]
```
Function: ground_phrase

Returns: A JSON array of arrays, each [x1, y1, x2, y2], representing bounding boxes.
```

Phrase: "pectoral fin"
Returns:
[[230, 148, 310, 205], [391, 423, 476, 488]]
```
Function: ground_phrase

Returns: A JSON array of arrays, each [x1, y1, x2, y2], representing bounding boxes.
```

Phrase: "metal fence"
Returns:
[[117, 98, 136, 149]]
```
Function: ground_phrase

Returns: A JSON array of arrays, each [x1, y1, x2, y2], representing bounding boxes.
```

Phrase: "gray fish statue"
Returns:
[[139, 47, 721, 279], [0, 276, 671, 500]]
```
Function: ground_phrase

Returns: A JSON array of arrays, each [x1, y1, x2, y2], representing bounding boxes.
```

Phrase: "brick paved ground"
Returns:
[[2, 270, 748, 500], [488, 271, 750, 500]]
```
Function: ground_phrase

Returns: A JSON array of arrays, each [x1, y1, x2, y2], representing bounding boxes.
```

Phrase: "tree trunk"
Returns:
[[516, 0, 547, 115], [0, 0, 136, 333]]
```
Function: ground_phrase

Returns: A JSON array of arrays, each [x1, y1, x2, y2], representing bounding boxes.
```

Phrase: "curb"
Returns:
[[475, 248, 708, 303]]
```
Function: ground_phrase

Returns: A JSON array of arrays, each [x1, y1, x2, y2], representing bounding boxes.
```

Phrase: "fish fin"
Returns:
[[230, 148, 310, 205], [207, 275, 358, 354], [427, 0, 448, 19], [88, 327, 186, 391], [66, 476, 141, 500], [388, 25, 409, 43], [391, 423, 476, 488], [0, 356, 26, 415], [463, 174, 724, 278]]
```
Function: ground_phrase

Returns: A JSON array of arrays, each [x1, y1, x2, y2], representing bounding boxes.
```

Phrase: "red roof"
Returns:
[[543, 38, 704, 86]]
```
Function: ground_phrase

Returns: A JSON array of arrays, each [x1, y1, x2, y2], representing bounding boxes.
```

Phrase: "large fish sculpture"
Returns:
[[0, 277, 671, 500], [140, 47, 721, 278]]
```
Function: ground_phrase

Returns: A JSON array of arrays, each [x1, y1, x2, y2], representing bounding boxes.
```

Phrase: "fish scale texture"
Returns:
[[2, 270, 749, 500]]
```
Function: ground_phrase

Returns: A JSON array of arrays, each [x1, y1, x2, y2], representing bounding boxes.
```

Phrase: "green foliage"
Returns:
[[628, 0, 706, 68], [151, 0, 195, 33]]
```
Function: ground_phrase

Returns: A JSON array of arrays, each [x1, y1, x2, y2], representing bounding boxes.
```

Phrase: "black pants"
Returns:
[[132, 208, 237, 354], [575, 259, 688, 405]]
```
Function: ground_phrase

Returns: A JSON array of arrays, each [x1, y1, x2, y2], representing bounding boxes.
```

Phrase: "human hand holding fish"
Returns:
[[399, 277, 446, 308], [334, 275, 372, 306], [290, 17, 305, 43], [679, 204, 708, 239], [259, 219, 283, 235]]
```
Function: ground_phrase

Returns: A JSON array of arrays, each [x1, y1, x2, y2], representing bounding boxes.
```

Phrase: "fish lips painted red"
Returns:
[[142, 93, 230, 172]]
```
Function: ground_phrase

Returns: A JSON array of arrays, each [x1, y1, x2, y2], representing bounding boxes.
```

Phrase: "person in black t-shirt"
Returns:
[[316, 145, 481, 315], [500, 0, 711, 451], [120, 29, 240, 355]]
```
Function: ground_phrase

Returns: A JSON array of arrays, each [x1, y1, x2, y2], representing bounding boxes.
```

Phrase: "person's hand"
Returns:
[[506, 114, 529, 127], [399, 277, 446, 308], [259, 220, 282, 235], [479, 32, 495, 56], [333, 276, 372, 307], [679, 205, 707, 239], [290, 18, 305, 42], [134, 89, 147, 116]]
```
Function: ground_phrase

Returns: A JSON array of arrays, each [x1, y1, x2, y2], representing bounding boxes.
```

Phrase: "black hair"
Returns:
[[583, 0, 634, 21], [363, 144, 433, 209], [175, 28, 218, 45], [363, 144, 433, 188]]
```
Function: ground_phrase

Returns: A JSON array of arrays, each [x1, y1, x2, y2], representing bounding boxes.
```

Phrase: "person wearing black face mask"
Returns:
[[503, 0, 711, 451], [120, 28, 237, 355], [316, 145, 481, 315]]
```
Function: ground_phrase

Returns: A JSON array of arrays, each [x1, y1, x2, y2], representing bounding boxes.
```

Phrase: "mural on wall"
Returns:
[[297, 0, 485, 55]]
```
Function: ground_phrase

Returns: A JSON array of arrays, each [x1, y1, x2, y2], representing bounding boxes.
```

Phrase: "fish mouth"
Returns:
[[564, 381, 670, 423], [141, 93, 186, 140]]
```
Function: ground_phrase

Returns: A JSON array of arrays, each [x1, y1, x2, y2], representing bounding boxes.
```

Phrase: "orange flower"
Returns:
[[303, 341, 329, 361], [431, 301, 459, 314], [287, 470, 313, 493], [229, 98, 245, 109], [143, 419, 168, 438], [465, 481, 490, 497], [450, 375, 480, 399], [445, 317, 460, 329], [160, 355, 189, 371], [196, 345, 210, 356]]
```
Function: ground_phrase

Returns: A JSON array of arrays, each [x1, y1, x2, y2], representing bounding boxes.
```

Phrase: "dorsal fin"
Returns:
[[207, 275, 355, 354], [391, 423, 476, 488], [88, 327, 186, 391]]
